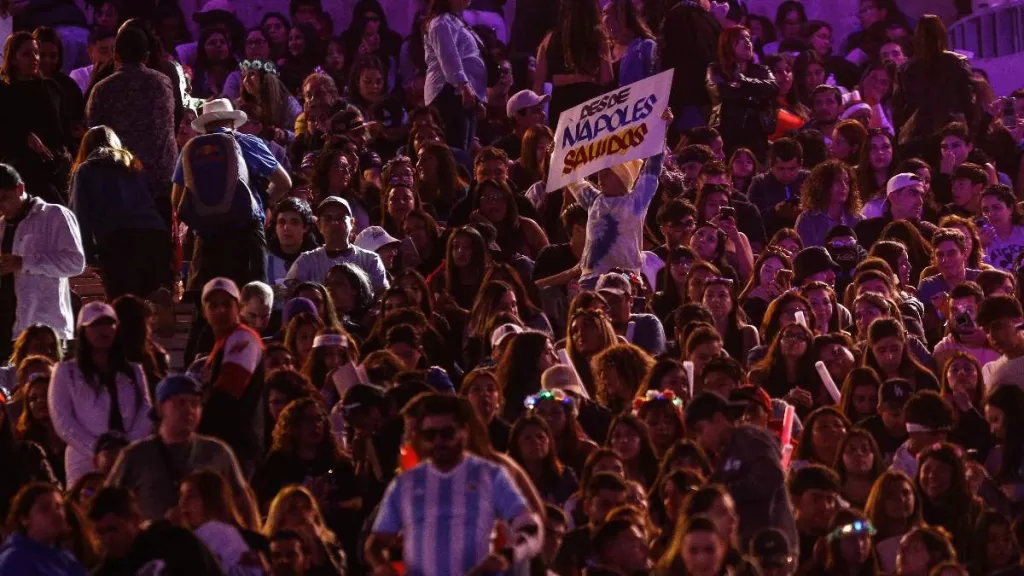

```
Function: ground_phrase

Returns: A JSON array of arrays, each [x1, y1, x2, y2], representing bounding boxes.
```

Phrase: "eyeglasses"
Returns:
[[419, 426, 457, 442]]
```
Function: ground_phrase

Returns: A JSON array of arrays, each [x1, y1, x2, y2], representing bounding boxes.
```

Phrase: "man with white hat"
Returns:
[[195, 276, 266, 477], [491, 89, 550, 160], [853, 172, 935, 249], [173, 97, 292, 296]]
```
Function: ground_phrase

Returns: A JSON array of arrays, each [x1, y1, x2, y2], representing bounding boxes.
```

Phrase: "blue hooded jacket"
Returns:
[[0, 533, 87, 576]]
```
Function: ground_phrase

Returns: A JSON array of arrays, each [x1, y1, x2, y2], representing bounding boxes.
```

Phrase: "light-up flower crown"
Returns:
[[632, 389, 683, 414], [241, 59, 278, 76], [524, 389, 574, 411]]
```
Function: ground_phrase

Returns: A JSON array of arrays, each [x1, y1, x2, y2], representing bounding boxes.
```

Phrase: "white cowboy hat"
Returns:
[[191, 98, 248, 134]]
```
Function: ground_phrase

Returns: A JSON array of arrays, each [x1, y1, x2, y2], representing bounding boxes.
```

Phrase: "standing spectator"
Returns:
[[366, 394, 543, 574], [535, 0, 612, 130], [0, 483, 87, 576], [0, 164, 85, 362], [287, 197, 389, 292], [32, 27, 85, 134], [706, 26, 778, 161], [661, 0, 721, 136], [106, 375, 248, 523], [174, 98, 291, 293], [892, 15, 975, 161], [603, 0, 656, 88], [85, 25, 177, 209], [0, 32, 74, 205], [196, 278, 266, 477], [422, 0, 488, 151], [68, 126, 171, 300], [48, 302, 151, 487], [69, 28, 116, 94]]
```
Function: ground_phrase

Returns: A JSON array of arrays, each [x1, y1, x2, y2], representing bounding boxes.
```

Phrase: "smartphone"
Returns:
[[718, 206, 736, 219], [1003, 98, 1017, 128], [975, 216, 991, 229]]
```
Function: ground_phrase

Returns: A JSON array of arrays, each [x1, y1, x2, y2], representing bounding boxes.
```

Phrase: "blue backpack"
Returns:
[[178, 132, 259, 237]]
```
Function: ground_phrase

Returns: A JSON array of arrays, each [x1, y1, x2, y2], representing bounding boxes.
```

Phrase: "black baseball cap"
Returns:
[[879, 378, 914, 407], [749, 528, 795, 568], [684, 391, 746, 430]]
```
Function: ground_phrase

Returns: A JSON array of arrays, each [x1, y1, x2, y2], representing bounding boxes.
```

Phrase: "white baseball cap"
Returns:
[[491, 323, 524, 348], [354, 226, 401, 253], [886, 173, 923, 196], [506, 89, 550, 118], [78, 301, 117, 327], [202, 277, 241, 302]]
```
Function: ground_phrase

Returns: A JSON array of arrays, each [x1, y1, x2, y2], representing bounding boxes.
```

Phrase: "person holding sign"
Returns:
[[706, 26, 779, 162], [574, 108, 672, 288]]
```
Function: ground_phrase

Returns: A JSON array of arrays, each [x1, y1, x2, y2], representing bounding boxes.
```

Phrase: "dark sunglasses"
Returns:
[[420, 426, 457, 442]]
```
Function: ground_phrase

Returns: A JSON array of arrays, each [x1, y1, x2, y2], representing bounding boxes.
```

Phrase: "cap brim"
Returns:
[[598, 287, 627, 297], [80, 314, 117, 327]]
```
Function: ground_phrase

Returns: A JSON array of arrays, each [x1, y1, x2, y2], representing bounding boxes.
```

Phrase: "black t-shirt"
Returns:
[[859, 414, 907, 462], [533, 243, 578, 282]]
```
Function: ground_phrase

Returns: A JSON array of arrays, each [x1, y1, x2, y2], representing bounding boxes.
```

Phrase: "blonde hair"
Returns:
[[263, 485, 340, 548]]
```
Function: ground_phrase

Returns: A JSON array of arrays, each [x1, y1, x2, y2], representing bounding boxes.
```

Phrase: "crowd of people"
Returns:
[[0, 0, 1023, 574]]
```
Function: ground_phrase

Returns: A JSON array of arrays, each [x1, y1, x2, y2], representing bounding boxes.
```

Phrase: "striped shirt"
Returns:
[[373, 454, 530, 576]]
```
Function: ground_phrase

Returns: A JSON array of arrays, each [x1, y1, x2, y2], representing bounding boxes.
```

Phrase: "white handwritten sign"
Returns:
[[546, 69, 673, 191]]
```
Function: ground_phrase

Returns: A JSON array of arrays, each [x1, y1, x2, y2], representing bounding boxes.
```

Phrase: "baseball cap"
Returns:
[[354, 226, 401, 253], [886, 173, 923, 196], [78, 301, 118, 327], [341, 383, 387, 411], [542, 364, 587, 397], [155, 374, 203, 404], [491, 323, 524, 348], [684, 391, 746, 430], [595, 272, 632, 297], [316, 196, 353, 216], [879, 378, 913, 407], [506, 89, 550, 118], [202, 277, 241, 302], [749, 528, 795, 568]]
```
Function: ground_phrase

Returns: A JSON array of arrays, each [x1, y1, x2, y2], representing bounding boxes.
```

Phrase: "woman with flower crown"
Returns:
[[237, 57, 302, 146]]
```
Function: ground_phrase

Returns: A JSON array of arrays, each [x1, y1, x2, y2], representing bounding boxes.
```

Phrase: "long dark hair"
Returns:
[[508, 414, 565, 489], [112, 295, 165, 396], [443, 226, 487, 294], [75, 320, 141, 410], [1, 32, 37, 82], [751, 322, 824, 401], [986, 384, 1024, 484], [556, 0, 605, 77], [913, 15, 949, 65], [856, 128, 897, 202], [607, 0, 654, 41], [606, 414, 660, 488], [823, 509, 881, 575], [915, 443, 976, 558]]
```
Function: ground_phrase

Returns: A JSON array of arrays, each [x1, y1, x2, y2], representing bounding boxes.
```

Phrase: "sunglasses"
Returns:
[[420, 426, 457, 442]]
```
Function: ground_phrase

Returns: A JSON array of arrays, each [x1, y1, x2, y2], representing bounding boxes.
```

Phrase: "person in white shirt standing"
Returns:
[[0, 164, 85, 362]]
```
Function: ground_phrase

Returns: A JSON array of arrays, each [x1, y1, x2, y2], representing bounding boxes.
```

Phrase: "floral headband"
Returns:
[[524, 389, 574, 411], [632, 390, 683, 413], [826, 520, 876, 543], [241, 59, 278, 76]]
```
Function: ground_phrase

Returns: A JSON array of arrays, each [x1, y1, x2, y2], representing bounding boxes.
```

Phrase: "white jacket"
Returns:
[[49, 359, 152, 486], [0, 197, 85, 341]]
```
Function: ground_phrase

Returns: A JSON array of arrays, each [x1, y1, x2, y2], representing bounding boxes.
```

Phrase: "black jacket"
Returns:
[[662, 2, 721, 110], [893, 51, 976, 145], [706, 62, 779, 157]]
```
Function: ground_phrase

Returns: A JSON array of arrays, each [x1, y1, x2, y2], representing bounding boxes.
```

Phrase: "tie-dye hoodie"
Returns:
[[576, 153, 665, 282]]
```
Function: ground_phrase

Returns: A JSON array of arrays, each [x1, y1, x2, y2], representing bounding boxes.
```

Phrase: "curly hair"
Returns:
[[270, 397, 345, 461], [592, 343, 655, 410], [800, 159, 861, 214]]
